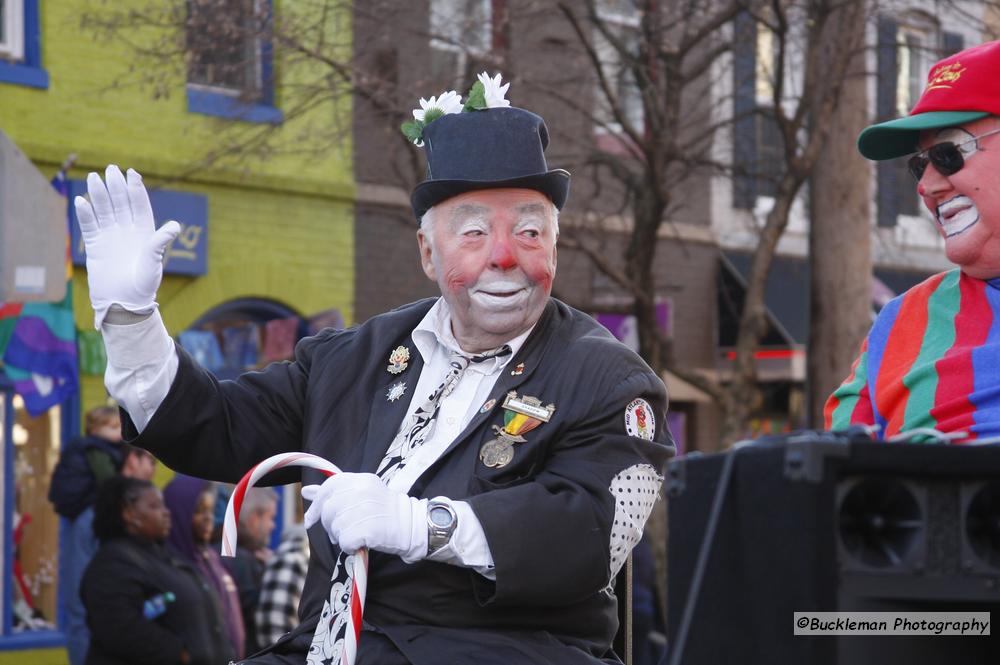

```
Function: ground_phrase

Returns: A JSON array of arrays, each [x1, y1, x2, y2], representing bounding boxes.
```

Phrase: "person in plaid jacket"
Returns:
[[255, 526, 310, 649]]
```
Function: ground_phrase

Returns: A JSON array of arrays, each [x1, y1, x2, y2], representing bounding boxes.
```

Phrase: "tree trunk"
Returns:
[[807, 2, 872, 428], [721, 190, 797, 445], [628, 187, 666, 374]]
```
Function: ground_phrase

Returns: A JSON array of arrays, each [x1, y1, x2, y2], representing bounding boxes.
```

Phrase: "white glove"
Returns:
[[74, 165, 181, 329], [302, 473, 428, 563]]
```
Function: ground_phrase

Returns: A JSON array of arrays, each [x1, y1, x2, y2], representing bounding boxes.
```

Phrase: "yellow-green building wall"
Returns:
[[0, 0, 353, 659], [1, 0, 355, 415]]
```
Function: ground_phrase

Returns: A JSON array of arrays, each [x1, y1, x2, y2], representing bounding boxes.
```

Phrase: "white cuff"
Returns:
[[401, 497, 429, 564], [102, 309, 178, 432], [102, 309, 174, 368]]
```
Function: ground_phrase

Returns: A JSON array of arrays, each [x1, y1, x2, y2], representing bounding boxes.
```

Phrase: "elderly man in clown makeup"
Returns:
[[826, 40, 1000, 442], [71, 73, 674, 665]]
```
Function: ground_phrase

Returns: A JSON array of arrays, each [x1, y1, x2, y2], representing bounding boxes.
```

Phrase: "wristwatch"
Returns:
[[426, 497, 458, 555]]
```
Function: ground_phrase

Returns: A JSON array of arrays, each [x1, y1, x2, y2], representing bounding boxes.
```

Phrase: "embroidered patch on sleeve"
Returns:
[[624, 398, 655, 441]]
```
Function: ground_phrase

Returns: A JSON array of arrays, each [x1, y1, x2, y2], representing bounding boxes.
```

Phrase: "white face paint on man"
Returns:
[[916, 116, 1000, 279], [417, 188, 558, 353]]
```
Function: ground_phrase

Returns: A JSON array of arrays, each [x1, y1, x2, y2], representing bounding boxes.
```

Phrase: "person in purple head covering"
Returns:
[[163, 474, 246, 660]]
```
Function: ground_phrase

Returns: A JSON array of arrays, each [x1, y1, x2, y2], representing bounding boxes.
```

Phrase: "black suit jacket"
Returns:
[[125, 298, 675, 664]]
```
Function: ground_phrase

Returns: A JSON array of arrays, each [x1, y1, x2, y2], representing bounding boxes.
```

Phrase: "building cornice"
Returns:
[[23, 141, 356, 202]]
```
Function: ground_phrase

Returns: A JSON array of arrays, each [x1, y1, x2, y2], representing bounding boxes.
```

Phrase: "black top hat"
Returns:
[[410, 107, 571, 220]]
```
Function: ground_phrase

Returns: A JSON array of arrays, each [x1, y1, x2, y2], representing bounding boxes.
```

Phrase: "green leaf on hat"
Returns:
[[423, 108, 445, 124], [464, 80, 487, 111], [401, 120, 424, 144]]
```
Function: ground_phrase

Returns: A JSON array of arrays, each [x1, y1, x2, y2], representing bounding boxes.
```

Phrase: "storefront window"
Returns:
[[2, 392, 61, 634], [179, 297, 324, 381]]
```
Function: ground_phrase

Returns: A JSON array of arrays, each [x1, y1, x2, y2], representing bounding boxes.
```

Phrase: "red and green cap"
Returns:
[[857, 40, 1000, 160]]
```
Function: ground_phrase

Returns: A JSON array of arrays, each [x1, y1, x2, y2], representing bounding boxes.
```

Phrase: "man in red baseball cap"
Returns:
[[826, 40, 1000, 442]]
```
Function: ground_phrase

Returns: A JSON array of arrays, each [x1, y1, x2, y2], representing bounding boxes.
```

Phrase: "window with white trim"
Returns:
[[895, 15, 939, 118], [184, 0, 281, 123], [187, 0, 265, 99], [429, 0, 493, 86], [0, 0, 25, 62], [752, 19, 783, 199], [593, 0, 643, 135], [875, 12, 961, 227], [732, 11, 783, 207]]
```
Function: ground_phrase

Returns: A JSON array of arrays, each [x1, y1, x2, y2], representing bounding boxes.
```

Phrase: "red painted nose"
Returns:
[[490, 237, 517, 270]]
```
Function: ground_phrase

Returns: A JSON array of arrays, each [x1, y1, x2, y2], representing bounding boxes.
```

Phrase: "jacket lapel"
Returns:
[[359, 337, 426, 473]]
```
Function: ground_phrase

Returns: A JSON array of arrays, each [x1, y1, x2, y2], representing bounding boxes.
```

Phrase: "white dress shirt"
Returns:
[[102, 299, 532, 577]]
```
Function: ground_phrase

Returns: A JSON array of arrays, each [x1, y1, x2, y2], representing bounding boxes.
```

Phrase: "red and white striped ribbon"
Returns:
[[221, 452, 368, 665]]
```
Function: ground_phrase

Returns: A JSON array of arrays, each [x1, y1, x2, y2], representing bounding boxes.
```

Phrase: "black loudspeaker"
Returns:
[[665, 432, 1000, 665]]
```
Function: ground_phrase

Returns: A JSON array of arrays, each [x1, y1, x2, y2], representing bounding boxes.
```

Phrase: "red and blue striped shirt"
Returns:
[[825, 269, 1000, 440]]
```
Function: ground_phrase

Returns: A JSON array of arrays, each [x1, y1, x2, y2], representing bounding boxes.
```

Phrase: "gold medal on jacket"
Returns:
[[479, 391, 555, 468]]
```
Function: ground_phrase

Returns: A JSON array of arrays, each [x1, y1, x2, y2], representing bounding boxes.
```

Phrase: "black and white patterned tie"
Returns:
[[308, 344, 511, 665], [375, 345, 511, 484]]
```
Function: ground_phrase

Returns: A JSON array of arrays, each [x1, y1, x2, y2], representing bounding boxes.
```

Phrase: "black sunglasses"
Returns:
[[906, 127, 1000, 182]]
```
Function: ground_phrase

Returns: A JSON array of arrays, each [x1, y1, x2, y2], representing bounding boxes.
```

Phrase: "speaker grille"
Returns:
[[963, 480, 1000, 572], [837, 477, 924, 571]]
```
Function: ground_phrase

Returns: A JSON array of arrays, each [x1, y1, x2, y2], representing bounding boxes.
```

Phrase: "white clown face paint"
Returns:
[[936, 196, 980, 237], [917, 117, 1000, 279], [418, 189, 558, 353]]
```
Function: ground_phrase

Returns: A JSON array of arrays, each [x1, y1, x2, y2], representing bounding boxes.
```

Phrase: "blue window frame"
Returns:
[[0, 0, 48, 89], [185, 0, 282, 124]]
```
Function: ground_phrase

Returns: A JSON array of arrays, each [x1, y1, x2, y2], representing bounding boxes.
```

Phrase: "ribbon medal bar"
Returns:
[[480, 391, 555, 468]]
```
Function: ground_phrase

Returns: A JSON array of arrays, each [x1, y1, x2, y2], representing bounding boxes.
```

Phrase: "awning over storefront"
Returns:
[[717, 251, 934, 380], [662, 370, 713, 404], [718, 252, 800, 349]]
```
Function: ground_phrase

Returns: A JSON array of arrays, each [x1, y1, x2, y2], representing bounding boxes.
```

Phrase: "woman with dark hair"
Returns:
[[163, 474, 245, 659], [81, 476, 235, 665]]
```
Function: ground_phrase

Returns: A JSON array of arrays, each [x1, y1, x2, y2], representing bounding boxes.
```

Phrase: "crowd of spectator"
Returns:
[[50, 406, 307, 664]]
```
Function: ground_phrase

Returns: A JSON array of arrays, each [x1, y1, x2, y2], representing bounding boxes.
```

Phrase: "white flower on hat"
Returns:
[[412, 90, 464, 123], [403, 90, 464, 146], [477, 72, 510, 108], [401, 73, 515, 145]]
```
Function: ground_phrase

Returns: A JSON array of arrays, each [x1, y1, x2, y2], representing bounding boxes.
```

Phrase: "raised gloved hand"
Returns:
[[74, 165, 181, 329], [302, 472, 428, 563]]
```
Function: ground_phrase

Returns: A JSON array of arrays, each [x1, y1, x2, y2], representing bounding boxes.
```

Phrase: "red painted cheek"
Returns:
[[524, 262, 554, 291], [443, 267, 471, 294]]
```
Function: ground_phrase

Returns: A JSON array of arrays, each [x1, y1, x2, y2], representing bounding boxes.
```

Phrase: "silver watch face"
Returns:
[[429, 505, 454, 528]]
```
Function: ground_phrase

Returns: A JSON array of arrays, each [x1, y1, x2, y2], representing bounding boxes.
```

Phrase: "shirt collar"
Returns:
[[412, 298, 534, 374]]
